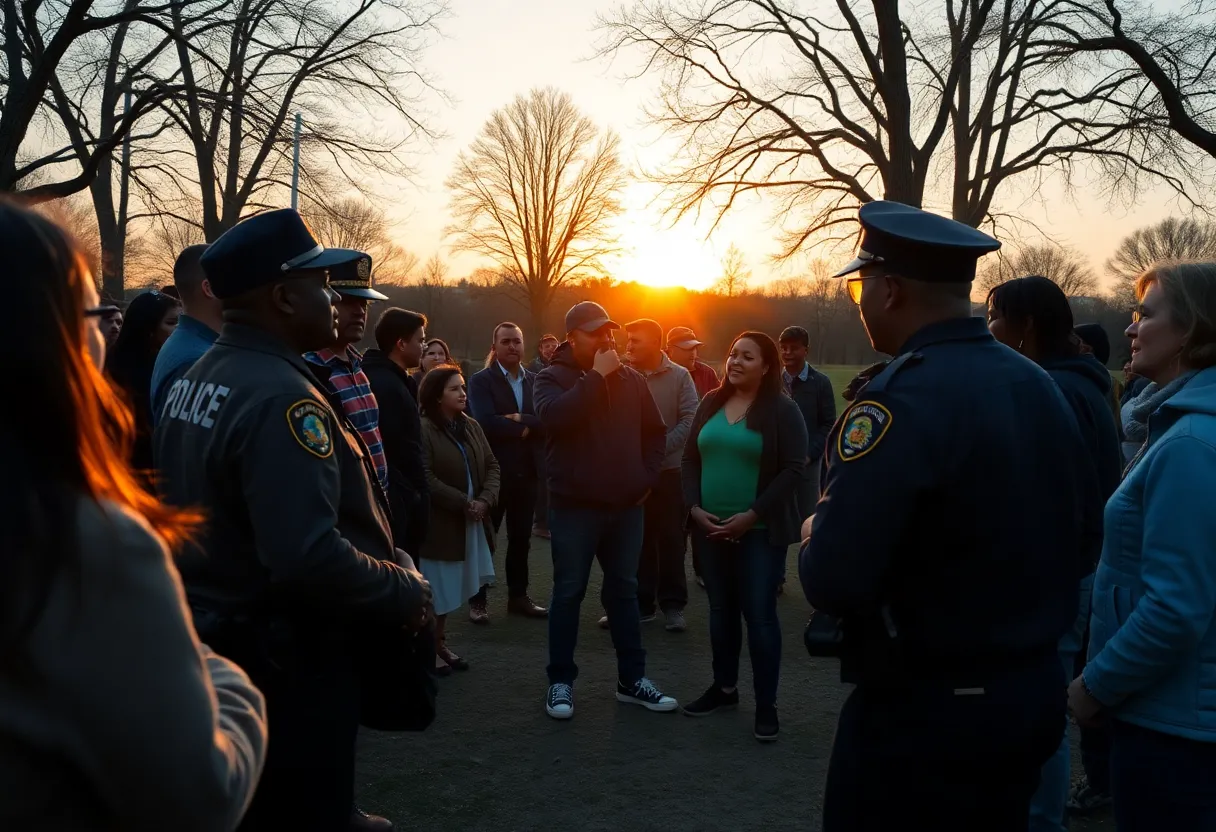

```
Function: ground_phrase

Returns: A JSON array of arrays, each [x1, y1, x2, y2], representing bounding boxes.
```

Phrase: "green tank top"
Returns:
[[697, 408, 765, 527]]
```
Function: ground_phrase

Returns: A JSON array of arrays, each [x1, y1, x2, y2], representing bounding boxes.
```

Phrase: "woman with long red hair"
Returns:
[[0, 199, 267, 830]]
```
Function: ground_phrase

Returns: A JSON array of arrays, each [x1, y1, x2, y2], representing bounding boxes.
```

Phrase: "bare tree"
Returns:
[[133, 0, 446, 241], [445, 87, 627, 334], [1106, 217, 1216, 283], [32, 193, 103, 277], [713, 242, 751, 297], [302, 197, 418, 285], [0, 0, 210, 200], [125, 207, 205, 286], [414, 252, 448, 319], [598, 0, 1191, 256], [976, 242, 1098, 297], [1041, 0, 1216, 160]]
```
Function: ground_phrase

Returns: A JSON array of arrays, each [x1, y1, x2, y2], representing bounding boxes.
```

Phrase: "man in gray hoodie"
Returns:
[[622, 318, 699, 632]]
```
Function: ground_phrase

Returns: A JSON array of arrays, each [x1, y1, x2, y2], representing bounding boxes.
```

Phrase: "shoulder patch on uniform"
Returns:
[[837, 400, 892, 461], [286, 399, 333, 458]]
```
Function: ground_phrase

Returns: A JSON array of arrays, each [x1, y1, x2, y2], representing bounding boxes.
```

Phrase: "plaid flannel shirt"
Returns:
[[304, 346, 389, 490]]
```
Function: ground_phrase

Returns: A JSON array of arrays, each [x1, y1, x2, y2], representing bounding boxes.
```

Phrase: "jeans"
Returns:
[[1029, 573, 1093, 832], [637, 470, 688, 615], [491, 474, 537, 598], [547, 504, 646, 686], [697, 527, 784, 707], [1111, 719, 1216, 831], [824, 653, 1063, 832]]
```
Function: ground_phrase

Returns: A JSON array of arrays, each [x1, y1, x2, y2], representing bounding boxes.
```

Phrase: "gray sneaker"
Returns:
[[665, 610, 687, 632]]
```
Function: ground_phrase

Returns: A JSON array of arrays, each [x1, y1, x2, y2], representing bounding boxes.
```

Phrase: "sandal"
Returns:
[[431, 656, 452, 677], [439, 643, 470, 671]]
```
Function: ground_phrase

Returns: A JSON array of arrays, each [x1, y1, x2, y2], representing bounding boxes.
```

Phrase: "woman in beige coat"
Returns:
[[418, 365, 500, 673]]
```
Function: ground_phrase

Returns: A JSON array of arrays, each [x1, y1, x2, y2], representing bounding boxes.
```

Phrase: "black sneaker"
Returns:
[[682, 685, 739, 717], [616, 677, 678, 712], [754, 705, 779, 742], [546, 683, 574, 720]]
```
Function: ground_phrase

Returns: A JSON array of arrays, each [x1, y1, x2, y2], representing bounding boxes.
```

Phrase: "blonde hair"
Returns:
[[1136, 261, 1216, 369]]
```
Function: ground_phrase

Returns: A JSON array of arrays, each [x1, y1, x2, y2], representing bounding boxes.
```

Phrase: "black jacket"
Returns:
[[681, 389, 808, 547], [787, 365, 837, 463], [1041, 354, 1124, 573], [534, 342, 666, 509], [153, 324, 428, 625], [800, 317, 1086, 685], [362, 349, 429, 554], [467, 362, 542, 479]]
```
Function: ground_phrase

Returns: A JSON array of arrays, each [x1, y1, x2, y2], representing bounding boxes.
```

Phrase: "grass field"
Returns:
[[354, 530, 1115, 831]]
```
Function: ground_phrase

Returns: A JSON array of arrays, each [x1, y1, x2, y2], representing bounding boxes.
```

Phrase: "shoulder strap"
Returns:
[[862, 351, 922, 396]]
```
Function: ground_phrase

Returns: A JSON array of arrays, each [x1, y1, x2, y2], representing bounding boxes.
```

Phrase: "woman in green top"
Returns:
[[679, 331, 808, 742]]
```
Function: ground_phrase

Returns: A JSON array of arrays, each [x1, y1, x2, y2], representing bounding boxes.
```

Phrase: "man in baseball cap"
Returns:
[[666, 326, 719, 398], [533, 300, 677, 720]]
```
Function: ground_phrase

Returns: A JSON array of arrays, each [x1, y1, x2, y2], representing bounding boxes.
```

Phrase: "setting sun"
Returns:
[[607, 184, 722, 290]]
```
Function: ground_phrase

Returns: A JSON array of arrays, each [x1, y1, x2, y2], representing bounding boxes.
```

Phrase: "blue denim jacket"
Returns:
[[1085, 365, 1216, 741]]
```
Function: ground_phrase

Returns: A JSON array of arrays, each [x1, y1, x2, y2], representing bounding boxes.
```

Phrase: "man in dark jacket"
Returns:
[[800, 202, 1087, 830], [468, 322, 548, 619], [362, 307, 430, 560], [534, 301, 677, 721]]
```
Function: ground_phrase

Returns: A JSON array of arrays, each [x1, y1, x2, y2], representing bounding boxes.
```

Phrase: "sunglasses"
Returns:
[[846, 274, 888, 304]]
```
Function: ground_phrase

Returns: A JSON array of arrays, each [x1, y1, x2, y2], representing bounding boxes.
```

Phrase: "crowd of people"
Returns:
[[3, 190, 1215, 832]]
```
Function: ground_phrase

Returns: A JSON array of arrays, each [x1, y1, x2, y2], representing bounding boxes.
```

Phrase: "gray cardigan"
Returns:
[[637, 354, 699, 471], [0, 498, 267, 831], [681, 390, 808, 546]]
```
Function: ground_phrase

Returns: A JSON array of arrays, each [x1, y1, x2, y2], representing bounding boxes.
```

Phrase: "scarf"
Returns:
[[443, 414, 468, 447], [1121, 370, 1199, 447]]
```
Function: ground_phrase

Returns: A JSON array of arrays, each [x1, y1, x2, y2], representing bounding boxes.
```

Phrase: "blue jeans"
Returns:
[[546, 505, 646, 686], [697, 528, 784, 707], [1028, 573, 1093, 832], [1111, 719, 1216, 831]]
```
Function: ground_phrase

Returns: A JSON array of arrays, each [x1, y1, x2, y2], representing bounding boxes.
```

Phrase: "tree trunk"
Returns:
[[529, 290, 548, 341]]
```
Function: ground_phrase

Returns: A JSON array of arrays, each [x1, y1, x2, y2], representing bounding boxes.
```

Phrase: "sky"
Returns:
[[369, 0, 1204, 293]]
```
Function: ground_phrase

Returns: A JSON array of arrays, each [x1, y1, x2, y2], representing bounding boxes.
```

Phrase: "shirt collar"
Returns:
[[176, 314, 219, 342], [783, 361, 810, 382], [307, 344, 362, 370], [497, 360, 523, 381]]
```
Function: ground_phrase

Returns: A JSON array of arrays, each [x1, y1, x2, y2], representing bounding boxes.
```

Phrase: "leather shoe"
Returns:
[[350, 807, 394, 831], [508, 595, 548, 618]]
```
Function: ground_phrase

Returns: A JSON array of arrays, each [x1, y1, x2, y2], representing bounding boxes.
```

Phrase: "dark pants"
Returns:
[[782, 465, 818, 583], [1079, 724, 1111, 792], [547, 504, 645, 685], [1111, 720, 1216, 831], [213, 633, 359, 832], [698, 527, 784, 706], [491, 474, 537, 598], [638, 470, 688, 615], [823, 655, 1063, 832], [534, 459, 549, 529]]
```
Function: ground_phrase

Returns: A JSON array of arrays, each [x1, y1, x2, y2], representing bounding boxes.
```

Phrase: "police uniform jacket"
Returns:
[[800, 317, 1090, 686], [153, 323, 427, 629]]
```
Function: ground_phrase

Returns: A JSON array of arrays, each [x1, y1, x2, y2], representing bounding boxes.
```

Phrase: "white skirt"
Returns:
[[420, 521, 495, 616]]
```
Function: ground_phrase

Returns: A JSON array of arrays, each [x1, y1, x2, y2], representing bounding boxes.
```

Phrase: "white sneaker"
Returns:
[[546, 683, 574, 719]]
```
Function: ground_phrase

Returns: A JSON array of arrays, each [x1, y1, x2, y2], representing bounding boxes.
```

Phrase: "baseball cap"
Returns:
[[666, 326, 704, 349], [564, 301, 619, 334]]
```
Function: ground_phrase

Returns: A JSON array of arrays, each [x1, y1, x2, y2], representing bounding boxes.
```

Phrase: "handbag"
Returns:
[[356, 622, 438, 732], [803, 609, 845, 658]]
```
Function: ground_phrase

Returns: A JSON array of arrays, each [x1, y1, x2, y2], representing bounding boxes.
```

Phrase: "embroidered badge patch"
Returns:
[[286, 399, 333, 458], [357, 257, 371, 279], [838, 400, 892, 461]]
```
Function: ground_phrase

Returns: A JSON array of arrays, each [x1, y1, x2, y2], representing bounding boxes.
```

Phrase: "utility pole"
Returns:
[[291, 112, 302, 210], [117, 88, 133, 293]]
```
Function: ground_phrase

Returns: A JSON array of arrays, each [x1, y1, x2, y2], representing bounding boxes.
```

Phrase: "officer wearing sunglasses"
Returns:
[[798, 201, 1099, 831]]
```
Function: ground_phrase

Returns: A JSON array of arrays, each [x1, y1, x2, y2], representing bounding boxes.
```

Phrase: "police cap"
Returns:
[[833, 201, 1000, 283], [327, 250, 388, 301], [200, 208, 363, 300]]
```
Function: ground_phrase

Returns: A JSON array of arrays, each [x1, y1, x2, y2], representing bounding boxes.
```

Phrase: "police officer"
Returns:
[[154, 208, 431, 832], [798, 202, 1088, 831]]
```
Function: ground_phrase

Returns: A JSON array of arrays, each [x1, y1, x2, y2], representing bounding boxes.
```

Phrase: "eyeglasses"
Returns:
[[846, 275, 886, 305]]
